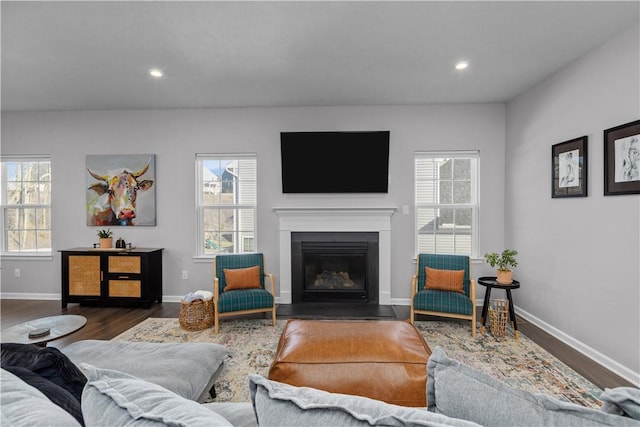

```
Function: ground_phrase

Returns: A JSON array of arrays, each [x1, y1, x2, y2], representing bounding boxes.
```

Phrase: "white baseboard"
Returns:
[[0, 293, 188, 303], [515, 306, 640, 387], [0, 292, 60, 300]]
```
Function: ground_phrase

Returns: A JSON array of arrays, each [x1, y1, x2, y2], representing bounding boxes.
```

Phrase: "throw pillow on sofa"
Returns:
[[427, 346, 640, 427], [248, 374, 480, 426], [1, 342, 87, 402], [80, 363, 233, 426], [1, 343, 87, 424]]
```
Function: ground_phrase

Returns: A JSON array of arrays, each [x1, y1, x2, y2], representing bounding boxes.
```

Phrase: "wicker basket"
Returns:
[[488, 299, 509, 338], [179, 299, 214, 331]]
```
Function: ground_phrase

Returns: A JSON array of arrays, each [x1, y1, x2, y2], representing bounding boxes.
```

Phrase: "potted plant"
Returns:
[[97, 228, 113, 249], [484, 249, 518, 284]]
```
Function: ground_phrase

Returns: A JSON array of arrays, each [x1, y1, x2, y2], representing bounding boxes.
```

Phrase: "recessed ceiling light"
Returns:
[[455, 61, 469, 71], [149, 68, 164, 78]]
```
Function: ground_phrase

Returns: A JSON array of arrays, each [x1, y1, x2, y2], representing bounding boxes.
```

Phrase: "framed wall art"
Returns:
[[86, 154, 156, 226], [604, 119, 640, 196], [552, 136, 588, 198]]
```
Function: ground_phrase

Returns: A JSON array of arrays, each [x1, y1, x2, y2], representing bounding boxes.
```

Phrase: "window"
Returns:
[[196, 154, 257, 256], [415, 151, 479, 257], [1, 156, 52, 255]]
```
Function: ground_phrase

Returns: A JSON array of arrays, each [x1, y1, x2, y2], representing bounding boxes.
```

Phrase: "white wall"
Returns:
[[0, 104, 505, 303], [506, 24, 640, 384]]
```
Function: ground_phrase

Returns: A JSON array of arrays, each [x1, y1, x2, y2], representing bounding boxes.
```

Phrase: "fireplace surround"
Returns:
[[274, 207, 395, 305]]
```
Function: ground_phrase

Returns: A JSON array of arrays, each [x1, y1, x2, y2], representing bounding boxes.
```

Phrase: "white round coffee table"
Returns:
[[1, 315, 87, 346]]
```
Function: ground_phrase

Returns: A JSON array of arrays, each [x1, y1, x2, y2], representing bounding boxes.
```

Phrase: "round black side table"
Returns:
[[477, 277, 520, 339]]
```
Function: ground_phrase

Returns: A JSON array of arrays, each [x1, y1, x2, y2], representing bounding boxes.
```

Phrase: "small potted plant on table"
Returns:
[[97, 228, 113, 249], [484, 249, 518, 284]]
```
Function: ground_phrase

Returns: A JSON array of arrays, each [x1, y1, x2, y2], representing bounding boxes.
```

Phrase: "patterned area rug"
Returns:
[[113, 317, 603, 408]]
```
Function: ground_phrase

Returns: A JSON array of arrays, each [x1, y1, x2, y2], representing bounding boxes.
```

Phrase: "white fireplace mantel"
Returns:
[[274, 207, 396, 304]]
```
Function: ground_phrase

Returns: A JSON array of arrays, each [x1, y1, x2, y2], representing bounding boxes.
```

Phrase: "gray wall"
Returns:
[[0, 104, 505, 303], [506, 24, 640, 384]]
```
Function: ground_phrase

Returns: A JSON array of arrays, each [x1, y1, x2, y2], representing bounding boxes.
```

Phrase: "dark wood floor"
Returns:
[[0, 299, 633, 391]]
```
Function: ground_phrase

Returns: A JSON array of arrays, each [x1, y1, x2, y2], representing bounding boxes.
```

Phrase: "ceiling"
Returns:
[[1, 1, 638, 112]]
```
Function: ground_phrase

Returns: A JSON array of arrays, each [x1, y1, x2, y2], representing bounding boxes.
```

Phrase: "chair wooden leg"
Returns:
[[409, 305, 415, 325], [471, 319, 476, 337], [214, 309, 219, 334], [272, 306, 276, 326]]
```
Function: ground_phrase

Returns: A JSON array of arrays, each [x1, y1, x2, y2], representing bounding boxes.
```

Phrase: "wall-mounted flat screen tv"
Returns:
[[281, 131, 390, 193]]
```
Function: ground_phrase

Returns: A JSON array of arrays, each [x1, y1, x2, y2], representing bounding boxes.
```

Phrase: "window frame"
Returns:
[[0, 155, 53, 258], [195, 153, 257, 259], [414, 150, 480, 258]]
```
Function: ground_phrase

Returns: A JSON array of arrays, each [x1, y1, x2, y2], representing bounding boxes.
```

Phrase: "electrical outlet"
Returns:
[[402, 205, 409, 215], [14, 268, 21, 277], [181, 270, 188, 280]]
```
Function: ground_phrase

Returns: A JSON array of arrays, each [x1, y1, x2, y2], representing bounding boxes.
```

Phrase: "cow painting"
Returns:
[[86, 155, 156, 226]]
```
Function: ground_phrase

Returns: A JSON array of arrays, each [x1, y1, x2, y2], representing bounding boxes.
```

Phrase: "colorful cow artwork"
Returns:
[[86, 155, 156, 226]]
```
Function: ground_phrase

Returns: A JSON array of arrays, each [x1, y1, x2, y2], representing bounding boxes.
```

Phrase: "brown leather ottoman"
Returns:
[[268, 319, 432, 407]]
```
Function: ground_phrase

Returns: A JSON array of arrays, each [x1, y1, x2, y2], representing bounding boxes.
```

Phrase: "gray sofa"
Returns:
[[2, 341, 639, 426], [1, 339, 256, 427]]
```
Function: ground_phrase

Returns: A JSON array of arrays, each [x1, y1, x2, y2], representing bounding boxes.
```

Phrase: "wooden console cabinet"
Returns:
[[60, 247, 163, 309]]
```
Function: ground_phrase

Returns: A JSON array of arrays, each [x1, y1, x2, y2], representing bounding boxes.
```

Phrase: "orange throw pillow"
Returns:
[[425, 267, 465, 294], [223, 266, 261, 290]]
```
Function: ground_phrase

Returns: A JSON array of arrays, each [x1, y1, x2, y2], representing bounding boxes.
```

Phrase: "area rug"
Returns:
[[113, 318, 603, 408]]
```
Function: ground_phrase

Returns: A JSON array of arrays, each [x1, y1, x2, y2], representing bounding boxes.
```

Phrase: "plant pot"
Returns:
[[99, 237, 113, 249], [496, 269, 513, 285]]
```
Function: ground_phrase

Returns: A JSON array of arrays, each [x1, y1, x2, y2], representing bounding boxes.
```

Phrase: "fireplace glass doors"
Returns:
[[291, 232, 379, 304]]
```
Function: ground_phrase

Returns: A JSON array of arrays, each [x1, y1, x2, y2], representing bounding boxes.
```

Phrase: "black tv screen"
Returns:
[[281, 131, 390, 193]]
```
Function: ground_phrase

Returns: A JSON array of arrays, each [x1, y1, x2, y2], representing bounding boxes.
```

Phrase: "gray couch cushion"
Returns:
[[600, 387, 640, 419], [4, 365, 84, 425], [249, 374, 480, 426], [202, 402, 258, 427], [62, 340, 228, 402], [1, 368, 81, 427], [427, 346, 640, 427], [81, 363, 232, 427]]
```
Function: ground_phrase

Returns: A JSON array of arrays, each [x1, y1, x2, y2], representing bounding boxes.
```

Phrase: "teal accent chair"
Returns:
[[410, 254, 476, 337], [213, 253, 276, 333]]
